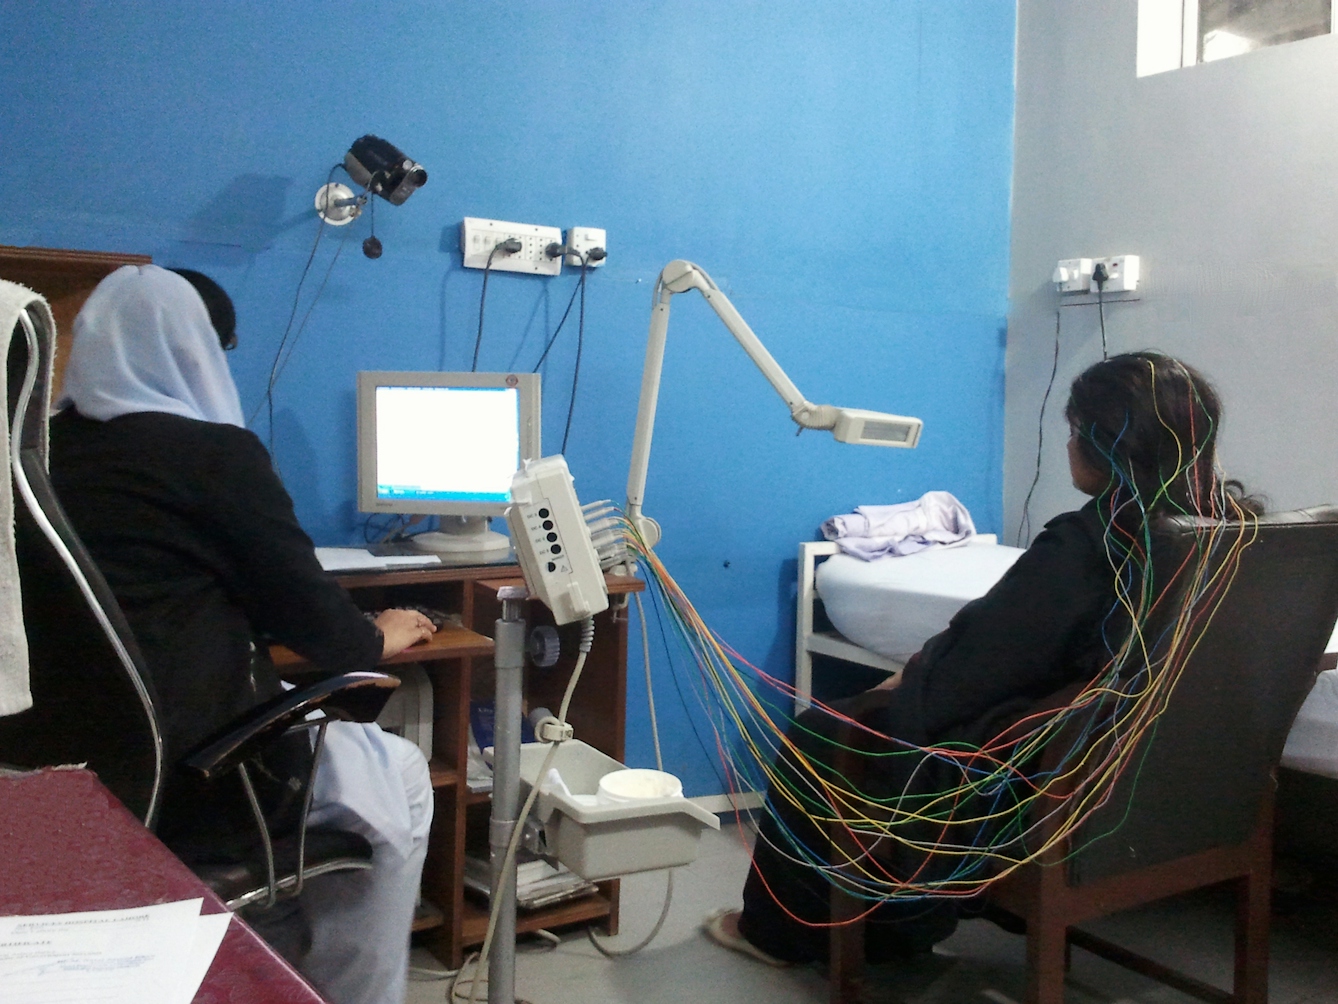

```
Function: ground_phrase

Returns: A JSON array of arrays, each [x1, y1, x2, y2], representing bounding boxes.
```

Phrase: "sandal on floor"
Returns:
[[702, 908, 793, 968]]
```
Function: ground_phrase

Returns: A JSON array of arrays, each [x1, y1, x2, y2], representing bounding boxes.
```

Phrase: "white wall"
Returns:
[[1005, 0, 1338, 539]]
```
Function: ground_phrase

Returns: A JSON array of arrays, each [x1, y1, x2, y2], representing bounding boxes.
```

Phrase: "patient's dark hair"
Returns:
[[169, 268, 236, 350], [1064, 351, 1260, 519]]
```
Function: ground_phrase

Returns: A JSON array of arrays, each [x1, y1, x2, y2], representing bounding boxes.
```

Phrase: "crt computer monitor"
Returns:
[[357, 371, 541, 555]]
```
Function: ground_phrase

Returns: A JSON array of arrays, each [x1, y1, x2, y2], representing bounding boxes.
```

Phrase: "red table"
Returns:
[[0, 767, 326, 1003]]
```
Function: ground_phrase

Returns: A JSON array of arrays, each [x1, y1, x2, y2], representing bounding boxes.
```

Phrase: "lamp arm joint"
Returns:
[[790, 402, 838, 430]]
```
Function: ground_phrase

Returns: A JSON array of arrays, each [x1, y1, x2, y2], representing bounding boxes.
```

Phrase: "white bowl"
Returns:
[[596, 768, 683, 804]]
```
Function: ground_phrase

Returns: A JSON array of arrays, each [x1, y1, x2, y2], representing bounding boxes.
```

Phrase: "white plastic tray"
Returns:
[[512, 741, 720, 881]]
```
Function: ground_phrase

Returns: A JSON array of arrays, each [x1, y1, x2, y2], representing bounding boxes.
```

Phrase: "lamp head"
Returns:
[[790, 402, 922, 447], [830, 408, 922, 448]]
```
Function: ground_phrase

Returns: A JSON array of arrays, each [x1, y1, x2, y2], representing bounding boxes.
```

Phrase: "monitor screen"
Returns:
[[357, 371, 541, 517]]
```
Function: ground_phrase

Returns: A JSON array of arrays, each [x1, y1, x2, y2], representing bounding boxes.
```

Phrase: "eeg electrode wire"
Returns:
[[584, 592, 675, 958]]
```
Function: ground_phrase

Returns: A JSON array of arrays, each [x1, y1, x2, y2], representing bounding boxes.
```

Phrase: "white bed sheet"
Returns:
[[814, 540, 1024, 661]]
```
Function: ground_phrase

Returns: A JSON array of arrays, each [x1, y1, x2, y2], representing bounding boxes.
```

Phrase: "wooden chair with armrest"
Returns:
[[828, 507, 1338, 1004], [0, 298, 396, 915]]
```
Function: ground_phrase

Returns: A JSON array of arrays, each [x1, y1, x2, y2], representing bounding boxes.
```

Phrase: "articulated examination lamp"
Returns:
[[625, 260, 923, 548]]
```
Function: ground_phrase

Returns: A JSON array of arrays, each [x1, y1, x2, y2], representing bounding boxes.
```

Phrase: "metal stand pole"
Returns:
[[489, 587, 527, 1004]]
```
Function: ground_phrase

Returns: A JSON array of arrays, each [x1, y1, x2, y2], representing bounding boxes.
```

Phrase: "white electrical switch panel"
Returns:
[[506, 456, 609, 625], [1053, 258, 1094, 293], [460, 217, 564, 276], [564, 227, 607, 267], [1092, 255, 1140, 293]]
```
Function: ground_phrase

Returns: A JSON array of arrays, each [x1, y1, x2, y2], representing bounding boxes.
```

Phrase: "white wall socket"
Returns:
[[564, 227, 606, 267], [1053, 258, 1094, 293], [460, 217, 563, 276], [1092, 255, 1140, 293]]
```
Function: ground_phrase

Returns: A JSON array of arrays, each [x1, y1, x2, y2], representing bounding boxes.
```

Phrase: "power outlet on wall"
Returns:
[[460, 218, 564, 276], [1054, 255, 1141, 294], [1053, 258, 1094, 293], [564, 227, 607, 267], [1092, 255, 1140, 293]]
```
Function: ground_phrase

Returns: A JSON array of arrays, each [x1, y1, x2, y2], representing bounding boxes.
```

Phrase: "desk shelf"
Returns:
[[460, 891, 613, 947], [413, 897, 446, 933], [428, 759, 457, 789]]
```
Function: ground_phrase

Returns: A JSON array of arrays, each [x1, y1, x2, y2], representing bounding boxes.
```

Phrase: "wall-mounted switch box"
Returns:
[[1053, 258, 1094, 293], [564, 227, 607, 267], [460, 218, 563, 276], [1092, 255, 1140, 293]]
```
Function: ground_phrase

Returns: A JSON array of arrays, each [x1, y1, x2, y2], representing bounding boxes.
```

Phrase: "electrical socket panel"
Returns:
[[460, 217, 563, 276], [564, 227, 607, 267], [506, 456, 609, 626], [1092, 255, 1140, 293], [1053, 258, 1094, 293]]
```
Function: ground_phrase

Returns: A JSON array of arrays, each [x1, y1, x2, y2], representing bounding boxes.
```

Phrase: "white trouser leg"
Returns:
[[297, 723, 433, 1004]]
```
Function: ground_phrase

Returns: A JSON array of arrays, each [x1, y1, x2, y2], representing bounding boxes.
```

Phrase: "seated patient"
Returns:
[[50, 264, 436, 1004], [706, 351, 1259, 967]]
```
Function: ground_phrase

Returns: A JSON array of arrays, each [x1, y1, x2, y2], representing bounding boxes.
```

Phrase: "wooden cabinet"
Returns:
[[271, 563, 642, 967]]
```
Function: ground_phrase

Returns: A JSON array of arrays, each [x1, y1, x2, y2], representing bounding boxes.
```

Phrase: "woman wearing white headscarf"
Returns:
[[51, 264, 433, 1004]]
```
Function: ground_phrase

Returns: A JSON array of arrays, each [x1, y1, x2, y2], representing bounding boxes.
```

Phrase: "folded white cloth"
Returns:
[[0, 279, 55, 717], [821, 490, 976, 560]]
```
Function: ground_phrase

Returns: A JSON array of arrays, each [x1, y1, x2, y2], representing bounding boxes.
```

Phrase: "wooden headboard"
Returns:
[[0, 245, 152, 394]]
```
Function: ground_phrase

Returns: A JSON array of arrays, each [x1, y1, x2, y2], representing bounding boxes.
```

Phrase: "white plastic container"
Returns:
[[597, 768, 683, 804]]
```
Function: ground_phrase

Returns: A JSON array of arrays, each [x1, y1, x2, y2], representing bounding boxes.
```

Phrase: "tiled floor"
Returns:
[[407, 822, 1338, 1004]]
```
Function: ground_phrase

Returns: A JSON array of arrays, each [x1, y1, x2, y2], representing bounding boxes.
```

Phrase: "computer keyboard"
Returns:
[[406, 605, 455, 630], [364, 605, 459, 631]]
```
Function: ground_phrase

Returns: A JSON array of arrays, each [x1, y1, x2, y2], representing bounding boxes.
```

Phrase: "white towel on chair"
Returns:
[[0, 280, 55, 716], [821, 490, 976, 560]]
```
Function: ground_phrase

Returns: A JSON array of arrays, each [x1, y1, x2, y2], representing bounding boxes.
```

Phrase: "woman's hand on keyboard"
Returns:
[[376, 608, 437, 658]]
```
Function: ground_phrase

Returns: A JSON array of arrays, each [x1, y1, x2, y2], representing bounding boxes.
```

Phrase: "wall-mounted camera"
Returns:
[[313, 135, 428, 257], [344, 135, 427, 206]]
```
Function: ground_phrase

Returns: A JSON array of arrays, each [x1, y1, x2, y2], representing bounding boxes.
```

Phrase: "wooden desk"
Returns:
[[269, 623, 495, 671], [0, 767, 325, 1003], [270, 563, 643, 967]]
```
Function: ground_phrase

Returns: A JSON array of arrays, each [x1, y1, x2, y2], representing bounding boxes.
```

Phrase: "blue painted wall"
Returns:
[[1, 0, 1016, 795]]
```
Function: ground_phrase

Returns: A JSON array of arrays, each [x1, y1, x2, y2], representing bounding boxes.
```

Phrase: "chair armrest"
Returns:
[[182, 672, 400, 781]]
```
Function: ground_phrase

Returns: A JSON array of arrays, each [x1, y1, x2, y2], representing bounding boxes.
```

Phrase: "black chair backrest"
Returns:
[[1068, 507, 1338, 884], [0, 308, 164, 825]]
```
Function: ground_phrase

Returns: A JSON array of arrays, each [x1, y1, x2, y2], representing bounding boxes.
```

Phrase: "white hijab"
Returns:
[[59, 264, 245, 427]]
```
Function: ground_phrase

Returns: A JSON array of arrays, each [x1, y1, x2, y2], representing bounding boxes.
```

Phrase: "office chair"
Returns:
[[0, 300, 396, 912], [827, 507, 1338, 1004]]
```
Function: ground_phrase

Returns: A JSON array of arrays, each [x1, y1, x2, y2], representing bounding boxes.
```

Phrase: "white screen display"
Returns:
[[375, 386, 521, 503]]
